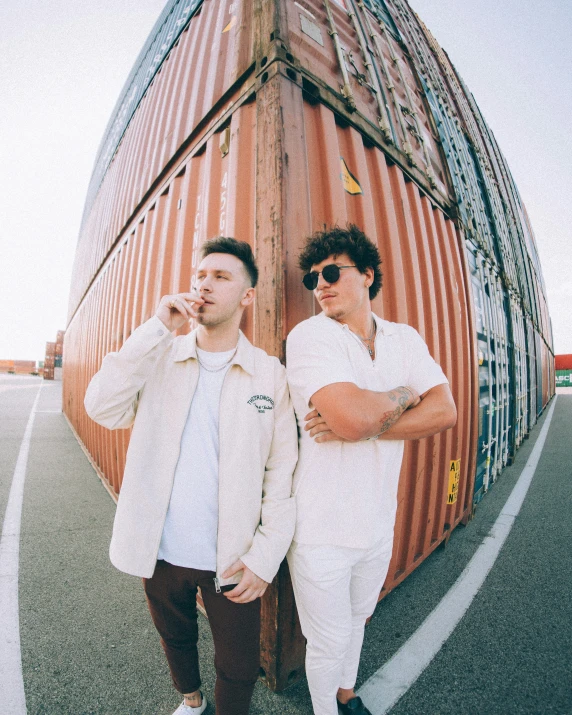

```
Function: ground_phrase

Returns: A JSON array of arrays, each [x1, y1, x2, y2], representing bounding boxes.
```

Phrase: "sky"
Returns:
[[1, 0, 571, 362]]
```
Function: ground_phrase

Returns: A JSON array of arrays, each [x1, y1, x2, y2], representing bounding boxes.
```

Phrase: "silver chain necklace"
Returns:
[[357, 319, 376, 357], [196, 346, 237, 373]]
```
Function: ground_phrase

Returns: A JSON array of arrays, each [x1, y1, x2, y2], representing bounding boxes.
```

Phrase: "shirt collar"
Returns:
[[372, 313, 398, 336], [172, 328, 255, 375], [321, 311, 398, 337]]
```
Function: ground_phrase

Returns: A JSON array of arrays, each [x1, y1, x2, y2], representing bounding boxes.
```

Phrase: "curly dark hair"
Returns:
[[201, 236, 258, 287], [298, 224, 383, 299]]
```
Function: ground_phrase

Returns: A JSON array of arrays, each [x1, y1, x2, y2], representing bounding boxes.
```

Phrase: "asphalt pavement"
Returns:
[[1, 376, 571, 714]]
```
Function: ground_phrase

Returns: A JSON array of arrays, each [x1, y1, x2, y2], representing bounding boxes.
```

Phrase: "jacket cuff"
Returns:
[[240, 552, 277, 585], [119, 315, 173, 360]]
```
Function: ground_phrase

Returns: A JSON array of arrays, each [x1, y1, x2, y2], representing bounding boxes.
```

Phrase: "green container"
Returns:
[[556, 370, 572, 387]]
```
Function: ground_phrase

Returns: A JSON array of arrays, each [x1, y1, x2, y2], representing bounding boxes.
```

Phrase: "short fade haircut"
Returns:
[[298, 224, 383, 299], [201, 236, 259, 287]]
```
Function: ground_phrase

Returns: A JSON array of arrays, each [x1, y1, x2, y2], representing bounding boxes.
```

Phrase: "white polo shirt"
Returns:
[[286, 312, 448, 549]]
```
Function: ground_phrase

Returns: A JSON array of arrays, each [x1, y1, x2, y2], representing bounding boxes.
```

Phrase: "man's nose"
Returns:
[[316, 271, 330, 289]]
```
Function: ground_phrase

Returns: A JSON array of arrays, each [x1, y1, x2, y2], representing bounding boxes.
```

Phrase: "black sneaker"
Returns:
[[337, 696, 372, 714]]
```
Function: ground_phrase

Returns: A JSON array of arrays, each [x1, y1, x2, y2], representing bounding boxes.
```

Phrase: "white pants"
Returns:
[[287, 537, 393, 715]]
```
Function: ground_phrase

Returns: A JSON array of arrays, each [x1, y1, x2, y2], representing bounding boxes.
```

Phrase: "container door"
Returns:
[[466, 246, 492, 502]]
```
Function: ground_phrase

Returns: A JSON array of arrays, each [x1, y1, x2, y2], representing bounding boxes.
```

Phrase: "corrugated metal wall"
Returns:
[[68, 0, 255, 319], [63, 0, 554, 690]]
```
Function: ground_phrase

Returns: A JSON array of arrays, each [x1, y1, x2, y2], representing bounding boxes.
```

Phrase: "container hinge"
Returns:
[[402, 141, 415, 165], [378, 117, 393, 143], [425, 166, 437, 188], [340, 83, 357, 110]]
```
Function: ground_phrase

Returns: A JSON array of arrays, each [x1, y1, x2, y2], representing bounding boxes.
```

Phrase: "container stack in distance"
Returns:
[[555, 354, 572, 389], [63, 0, 554, 691], [44, 330, 65, 380], [0, 359, 38, 375]]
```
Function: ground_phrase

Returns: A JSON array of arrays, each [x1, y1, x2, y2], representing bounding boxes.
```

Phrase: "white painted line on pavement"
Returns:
[[0, 386, 42, 715], [359, 397, 558, 714], [0, 385, 41, 394]]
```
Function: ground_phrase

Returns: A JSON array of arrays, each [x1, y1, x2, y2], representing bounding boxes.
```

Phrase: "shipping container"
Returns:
[[555, 354, 572, 371], [64, 0, 554, 691], [3, 360, 39, 375], [556, 370, 572, 388], [0, 359, 15, 373]]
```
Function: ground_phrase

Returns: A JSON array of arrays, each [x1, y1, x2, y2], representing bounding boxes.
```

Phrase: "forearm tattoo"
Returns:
[[376, 387, 415, 434]]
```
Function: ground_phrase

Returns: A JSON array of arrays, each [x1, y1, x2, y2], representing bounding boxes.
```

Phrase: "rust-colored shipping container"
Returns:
[[64, 0, 553, 690], [555, 354, 572, 371], [10, 360, 37, 375], [0, 359, 15, 373]]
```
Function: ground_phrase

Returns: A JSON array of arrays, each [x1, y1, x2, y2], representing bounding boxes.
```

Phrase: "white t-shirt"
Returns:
[[286, 313, 448, 549], [157, 346, 235, 570]]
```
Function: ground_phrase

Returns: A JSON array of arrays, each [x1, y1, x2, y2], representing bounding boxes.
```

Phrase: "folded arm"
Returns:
[[309, 382, 420, 441], [377, 383, 456, 440], [308, 382, 456, 442]]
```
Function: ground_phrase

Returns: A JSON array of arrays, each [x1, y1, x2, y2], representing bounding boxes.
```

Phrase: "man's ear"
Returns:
[[364, 266, 374, 288], [241, 286, 255, 307]]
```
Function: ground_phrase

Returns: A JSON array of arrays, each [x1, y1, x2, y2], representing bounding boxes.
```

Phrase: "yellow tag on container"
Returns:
[[340, 157, 363, 195], [447, 459, 460, 504], [223, 16, 237, 33]]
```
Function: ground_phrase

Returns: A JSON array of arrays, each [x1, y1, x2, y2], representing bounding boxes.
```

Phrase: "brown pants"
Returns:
[[143, 560, 261, 715]]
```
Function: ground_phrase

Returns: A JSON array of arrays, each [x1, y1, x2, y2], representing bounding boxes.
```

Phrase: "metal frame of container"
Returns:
[[63, 0, 554, 691]]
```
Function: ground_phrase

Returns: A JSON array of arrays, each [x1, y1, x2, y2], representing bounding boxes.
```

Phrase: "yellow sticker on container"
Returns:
[[340, 157, 363, 195], [447, 459, 460, 504], [223, 16, 237, 33]]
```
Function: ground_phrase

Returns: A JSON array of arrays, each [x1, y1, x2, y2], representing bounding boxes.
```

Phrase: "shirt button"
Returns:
[[157, 329, 164, 336]]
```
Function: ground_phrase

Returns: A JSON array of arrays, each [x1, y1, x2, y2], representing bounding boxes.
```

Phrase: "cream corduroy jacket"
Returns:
[[84, 315, 298, 585]]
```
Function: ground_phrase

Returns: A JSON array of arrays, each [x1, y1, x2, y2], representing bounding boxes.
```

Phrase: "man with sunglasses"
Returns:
[[286, 225, 456, 715]]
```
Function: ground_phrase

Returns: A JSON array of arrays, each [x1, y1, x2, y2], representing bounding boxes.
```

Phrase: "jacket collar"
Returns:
[[172, 328, 255, 375]]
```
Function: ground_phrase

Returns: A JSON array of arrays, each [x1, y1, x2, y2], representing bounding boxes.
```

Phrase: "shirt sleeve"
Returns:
[[405, 326, 449, 396], [286, 319, 356, 408]]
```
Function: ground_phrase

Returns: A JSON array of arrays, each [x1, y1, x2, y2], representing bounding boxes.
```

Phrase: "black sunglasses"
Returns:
[[302, 264, 357, 290]]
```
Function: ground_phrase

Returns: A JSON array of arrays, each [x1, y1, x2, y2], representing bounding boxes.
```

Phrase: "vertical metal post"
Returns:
[[361, 2, 437, 186], [345, 0, 393, 142], [477, 253, 494, 492], [323, 0, 357, 111]]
